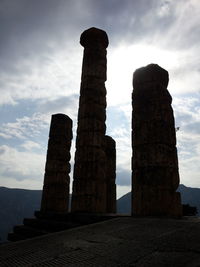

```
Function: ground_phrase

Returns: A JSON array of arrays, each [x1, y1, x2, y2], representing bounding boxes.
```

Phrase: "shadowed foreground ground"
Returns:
[[1, 217, 200, 266]]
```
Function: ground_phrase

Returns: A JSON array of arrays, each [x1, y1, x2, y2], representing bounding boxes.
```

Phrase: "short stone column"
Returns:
[[40, 113, 72, 213], [71, 27, 108, 213], [132, 64, 182, 216], [104, 135, 116, 213]]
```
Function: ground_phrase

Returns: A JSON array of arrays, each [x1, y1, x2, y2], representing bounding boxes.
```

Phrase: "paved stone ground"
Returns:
[[0, 217, 200, 266]]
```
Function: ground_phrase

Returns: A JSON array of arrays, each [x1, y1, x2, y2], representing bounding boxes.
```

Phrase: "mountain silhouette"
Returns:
[[0, 187, 42, 242], [0, 184, 200, 242], [117, 184, 200, 215]]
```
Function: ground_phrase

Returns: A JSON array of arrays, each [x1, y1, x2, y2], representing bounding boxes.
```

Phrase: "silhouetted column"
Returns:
[[104, 135, 116, 213], [71, 27, 108, 213], [40, 113, 72, 213], [132, 64, 182, 216]]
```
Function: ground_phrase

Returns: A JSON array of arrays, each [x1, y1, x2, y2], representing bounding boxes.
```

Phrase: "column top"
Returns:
[[105, 135, 116, 146], [80, 27, 109, 48], [52, 113, 72, 123], [49, 114, 72, 138], [133, 64, 169, 88]]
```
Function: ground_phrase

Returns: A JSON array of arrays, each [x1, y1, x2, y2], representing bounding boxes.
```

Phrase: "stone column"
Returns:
[[104, 135, 116, 213], [40, 113, 72, 213], [71, 27, 108, 213], [132, 64, 182, 216]]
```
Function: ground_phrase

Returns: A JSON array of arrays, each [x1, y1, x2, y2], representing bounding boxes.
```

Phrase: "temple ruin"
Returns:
[[40, 114, 72, 213], [7, 29, 184, 243], [132, 64, 182, 216], [71, 27, 116, 213]]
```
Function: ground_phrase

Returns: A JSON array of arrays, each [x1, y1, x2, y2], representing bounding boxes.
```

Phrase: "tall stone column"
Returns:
[[40, 113, 72, 213], [132, 64, 182, 216], [104, 135, 116, 213], [71, 27, 108, 213]]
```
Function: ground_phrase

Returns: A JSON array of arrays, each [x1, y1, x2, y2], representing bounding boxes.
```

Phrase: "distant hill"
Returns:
[[117, 190, 132, 214], [117, 184, 200, 215], [177, 184, 200, 210], [0, 184, 200, 242], [0, 187, 42, 242]]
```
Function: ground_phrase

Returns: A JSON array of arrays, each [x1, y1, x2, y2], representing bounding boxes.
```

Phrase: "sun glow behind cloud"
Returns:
[[107, 44, 180, 107], [106, 44, 182, 198]]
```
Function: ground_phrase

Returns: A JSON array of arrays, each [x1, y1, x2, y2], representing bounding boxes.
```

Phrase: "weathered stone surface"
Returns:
[[71, 28, 110, 213], [3, 217, 200, 266], [132, 64, 182, 216], [104, 135, 116, 213], [40, 113, 72, 213]]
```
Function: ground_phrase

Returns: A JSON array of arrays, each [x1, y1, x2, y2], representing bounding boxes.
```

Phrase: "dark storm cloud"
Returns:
[[0, 0, 180, 66], [76, 0, 179, 47], [0, 0, 78, 72], [1, 0, 197, 83]]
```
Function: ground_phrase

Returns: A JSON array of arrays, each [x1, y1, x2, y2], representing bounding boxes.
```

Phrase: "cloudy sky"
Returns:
[[0, 0, 199, 198]]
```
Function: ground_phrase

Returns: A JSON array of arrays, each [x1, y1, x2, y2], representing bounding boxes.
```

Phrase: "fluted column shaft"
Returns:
[[104, 135, 116, 213], [132, 64, 182, 216], [40, 113, 72, 213], [71, 27, 109, 213]]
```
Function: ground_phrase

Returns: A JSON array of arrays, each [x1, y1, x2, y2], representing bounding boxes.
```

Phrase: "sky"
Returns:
[[0, 0, 200, 199]]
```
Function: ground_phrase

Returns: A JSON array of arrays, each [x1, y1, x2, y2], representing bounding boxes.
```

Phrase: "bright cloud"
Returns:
[[0, 113, 49, 140], [172, 95, 200, 187], [0, 145, 45, 186], [20, 140, 41, 151], [0, 47, 82, 106]]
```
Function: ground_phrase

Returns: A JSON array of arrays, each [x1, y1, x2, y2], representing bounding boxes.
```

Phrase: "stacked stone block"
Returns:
[[132, 64, 182, 216], [104, 135, 116, 213], [71, 27, 109, 213], [40, 113, 72, 213]]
